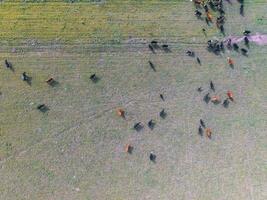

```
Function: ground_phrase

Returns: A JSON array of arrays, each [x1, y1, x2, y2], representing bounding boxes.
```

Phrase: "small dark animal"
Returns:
[[149, 61, 156, 72], [159, 109, 166, 119], [197, 87, 203, 92], [203, 93, 211, 103], [90, 74, 99, 83], [223, 99, 229, 108], [148, 44, 155, 53], [233, 43, 239, 50], [21, 72, 29, 81], [148, 120, 155, 130], [244, 36, 249, 45], [196, 57, 201, 65], [240, 4, 244, 16], [134, 122, 143, 131], [37, 104, 48, 112], [219, 25, 225, 34], [162, 44, 170, 52], [204, 4, 209, 12], [195, 10, 202, 18], [198, 126, 203, 136], [200, 119, 205, 128], [186, 50, 195, 57], [46, 77, 58, 86], [243, 30, 251, 35], [149, 152, 156, 162], [241, 48, 248, 55], [160, 94, 164, 101], [210, 81, 215, 91], [5, 59, 11, 68]]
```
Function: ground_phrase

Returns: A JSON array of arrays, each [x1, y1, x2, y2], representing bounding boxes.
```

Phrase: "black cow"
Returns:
[[186, 50, 195, 57], [195, 10, 202, 18], [160, 94, 164, 101], [134, 122, 143, 132], [198, 126, 203, 136], [196, 57, 201, 65], [159, 109, 167, 119], [90, 74, 99, 83], [223, 99, 229, 108], [149, 61, 156, 72], [210, 81, 215, 91], [244, 36, 249, 45], [37, 104, 49, 113], [243, 30, 251, 35], [233, 43, 239, 51], [149, 152, 156, 162], [148, 44, 155, 53], [241, 48, 248, 55], [197, 87, 203, 92], [200, 119, 206, 128], [240, 4, 244, 16], [148, 120, 155, 130], [203, 93, 211, 103]]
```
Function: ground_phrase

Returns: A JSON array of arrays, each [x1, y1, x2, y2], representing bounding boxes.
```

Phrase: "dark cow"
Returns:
[[134, 122, 143, 132], [159, 109, 167, 119], [203, 93, 211, 103], [195, 10, 202, 18], [149, 152, 156, 162], [198, 126, 203, 136], [233, 43, 239, 51], [240, 4, 244, 16], [148, 120, 155, 130], [37, 104, 49, 113], [200, 119, 206, 128], [149, 61, 156, 72], [186, 50, 195, 57], [4, 59, 14, 71], [148, 44, 155, 53], [241, 48, 248, 55], [243, 30, 251, 35], [197, 87, 203, 92], [244, 36, 249, 45], [210, 81, 215, 91], [223, 98, 230, 108], [90, 74, 99, 83], [160, 94, 164, 101], [196, 57, 201, 65]]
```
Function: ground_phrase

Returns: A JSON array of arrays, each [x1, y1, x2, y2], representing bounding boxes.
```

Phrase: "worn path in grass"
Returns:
[[0, 1, 266, 200]]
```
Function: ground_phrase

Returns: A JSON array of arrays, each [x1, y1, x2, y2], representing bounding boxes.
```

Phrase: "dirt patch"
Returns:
[[224, 33, 267, 45]]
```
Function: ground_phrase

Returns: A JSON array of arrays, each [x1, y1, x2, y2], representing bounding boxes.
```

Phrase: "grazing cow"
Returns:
[[219, 25, 225, 34], [195, 10, 202, 18], [197, 87, 203, 92], [233, 43, 239, 50], [149, 152, 156, 162], [204, 4, 209, 12], [149, 61, 156, 72], [223, 98, 229, 108], [4, 59, 13, 69], [151, 40, 158, 46], [162, 44, 170, 52], [243, 30, 251, 35], [159, 109, 166, 119], [240, 4, 244, 16], [227, 90, 234, 101], [210, 81, 215, 91], [241, 48, 248, 55], [21, 72, 29, 81], [205, 128, 212, 139], [117, 108, 125, 118], [227, 38, 232, 49], [148, 120, 155, 130], [202, 28, 206, 35], [211, 95, 220, 104], [125, 144, 133, 154], [90, 74, 99, 83], [198, 126, 203, 136], [186, 50, 195, 57], [200, 119, 205, 128], [207, 12, 213, 22], [148, 44, 155, 53], [227, 57, 234, 67], [160, 94, 164, 101], [46, 77, 58, 86], [37, 104, 48, 112], [203, 92, 211, 103], [197, 57, 201, 65], [134, 122, 143, 131], [244, 36, 249, 45]]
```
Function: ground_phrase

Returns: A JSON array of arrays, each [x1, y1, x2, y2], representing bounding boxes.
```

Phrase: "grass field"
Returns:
[[0, 0, 266, 200]]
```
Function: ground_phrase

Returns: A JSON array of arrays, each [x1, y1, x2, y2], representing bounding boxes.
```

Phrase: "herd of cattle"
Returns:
[[3, 0, 251, 163]]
